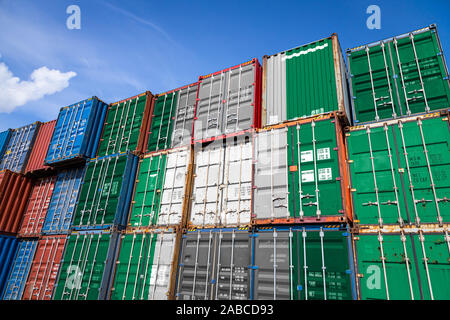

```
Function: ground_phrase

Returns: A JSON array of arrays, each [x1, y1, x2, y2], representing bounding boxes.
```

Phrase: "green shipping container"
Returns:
[[147, 83, 198, 153], [53, 231, 120, 300], [109, 230, 180, 300], [72, 153, 138, 229], [347, 24, 450, 124], [354, 228, 450, 300], [262, 34, 351, 126], [97, 92, 153, 157], [347, 113, 450, 226], [129, 147, 191, 228]]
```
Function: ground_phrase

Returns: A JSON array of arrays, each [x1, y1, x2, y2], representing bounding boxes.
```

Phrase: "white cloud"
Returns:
[[0, 62, 76, 113]]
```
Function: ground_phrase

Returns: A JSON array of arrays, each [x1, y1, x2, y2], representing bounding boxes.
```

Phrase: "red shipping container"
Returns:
[[25, 120, 56, 174], [18, 176, 56, 237], [22, 235, 67, 300], [0, 170, 33, 234]]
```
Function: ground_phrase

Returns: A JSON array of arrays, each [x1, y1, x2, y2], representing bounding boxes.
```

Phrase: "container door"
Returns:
[[253, 129, 289, 220], [395, 117, 450, 225], [129, 154, 167, 227], [171, 85, 198, 148], [149, 92, 178, 152]]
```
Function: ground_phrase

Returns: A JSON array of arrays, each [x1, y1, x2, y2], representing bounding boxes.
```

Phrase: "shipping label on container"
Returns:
[[354, 230, 450, 300], [348, 115, 450, 226], [348, 25, 450, 124], [176, 229, 251, 300], [73, 153, 138, 228], [19, 176, 56, 237], [129, 147, 190, 227], [110, 231, 178, 300], [148, 84, 197, 152], [53, 232, 119, 300], [45, 98, 107, 165], [0, 123, 39, 173], [22, 235, 67, 300], [0, 235, 19, 297], [2, 240, 38, 300], [263, 37, 351, 126], [97, 93, 151, 157], [190, 135, 252, 227], [193, 60, 260, 142], [42, 167, 85, 234], [253, 227, 354, 300]]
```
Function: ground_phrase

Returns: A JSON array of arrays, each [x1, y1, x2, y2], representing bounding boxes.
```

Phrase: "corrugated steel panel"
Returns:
[[193, 59, 262, 142], [253, 225, 356, 300], [347, 112, 450, 226], [0, 129, 12, 161], [22, 235, 67, 300], [254, 114, 353, 224], [147, 83, 199, 153], [129, 147, 191, 228], [0, 235, 19, 297], [176, 228, 252, 300], [0, 170, 33, 234], [45, 97, 108, 166], [110, 229, 181, 300], [18, 176, 56, 237], [353, 228, 450, 300], [1, 239, 38, 300], [263, 35, 351, 126], [72, 152, 138, 230], [97, 91, 153, 157], [0, 122, 40, 173], [42, 167, 85, 234], [347, 25, 450, 124], [189, 133, 253, 228], [53, 230, 121, 300], [25, 120, 56, 174]]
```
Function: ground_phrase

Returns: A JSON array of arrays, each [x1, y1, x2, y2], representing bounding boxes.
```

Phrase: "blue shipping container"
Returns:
[[0, 129, 12, 160], [44, 97, 108, 166], [42, 167, 85, 234], [1, 240, 37, 300], [0, 122, 40, 173], [0, 235, 19, 298]]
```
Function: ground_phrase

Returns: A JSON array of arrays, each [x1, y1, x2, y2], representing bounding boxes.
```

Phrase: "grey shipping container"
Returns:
[[0, 122, 40, 173]]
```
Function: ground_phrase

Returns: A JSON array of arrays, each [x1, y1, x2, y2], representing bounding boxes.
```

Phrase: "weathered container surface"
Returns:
[[45, 97, 108, 166], [0, 235, 19, 297], [347, 113, 450, 226], [129, 147, 191, 228], [110, 229, 181, 300], [347, 25, 450, 124], [0, 129, 12, 161], [0, 122, 40, 173], [42, 167, 85, 234], [176, 228, 252, 300], [1, 240, 38, 300], [254, 114, 352, 224], [263, 35, 351, 126], [25, 120, 56, 174], [193, 59, 262, 142], [189, 134, 253, 228], [18, 176, 56, 237], [72, 152, 138, 230], [0, 170, 33, 234], [353, 229, 450, 300], [253, 225, 356, 300], [97, 92, 153, 157], [22, 235, 67, 300], [53, 231, 120, 300], [148, 83, 199, 153]]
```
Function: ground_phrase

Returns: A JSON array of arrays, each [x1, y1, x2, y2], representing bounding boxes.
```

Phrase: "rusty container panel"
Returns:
[[25, 120, 56, 174], [18, 176, 56, 237], [0, 170, 33, 234], [22, 235, 67, 300]]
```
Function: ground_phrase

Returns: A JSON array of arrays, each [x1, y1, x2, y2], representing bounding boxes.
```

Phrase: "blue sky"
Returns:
[[0, 0, 449, 131]]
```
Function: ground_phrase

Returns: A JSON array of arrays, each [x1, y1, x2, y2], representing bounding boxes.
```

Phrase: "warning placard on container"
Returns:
[[301, 150, 313, 163], [317, 147, 330, 161], [301, 170, 315, 183], [318, 168, 332, 181]]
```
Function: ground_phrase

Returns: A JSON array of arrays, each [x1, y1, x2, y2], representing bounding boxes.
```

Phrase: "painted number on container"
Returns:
[[317, 148, 330, 161], [65, 265, 83, 290], [318, 168, 332, 181]]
